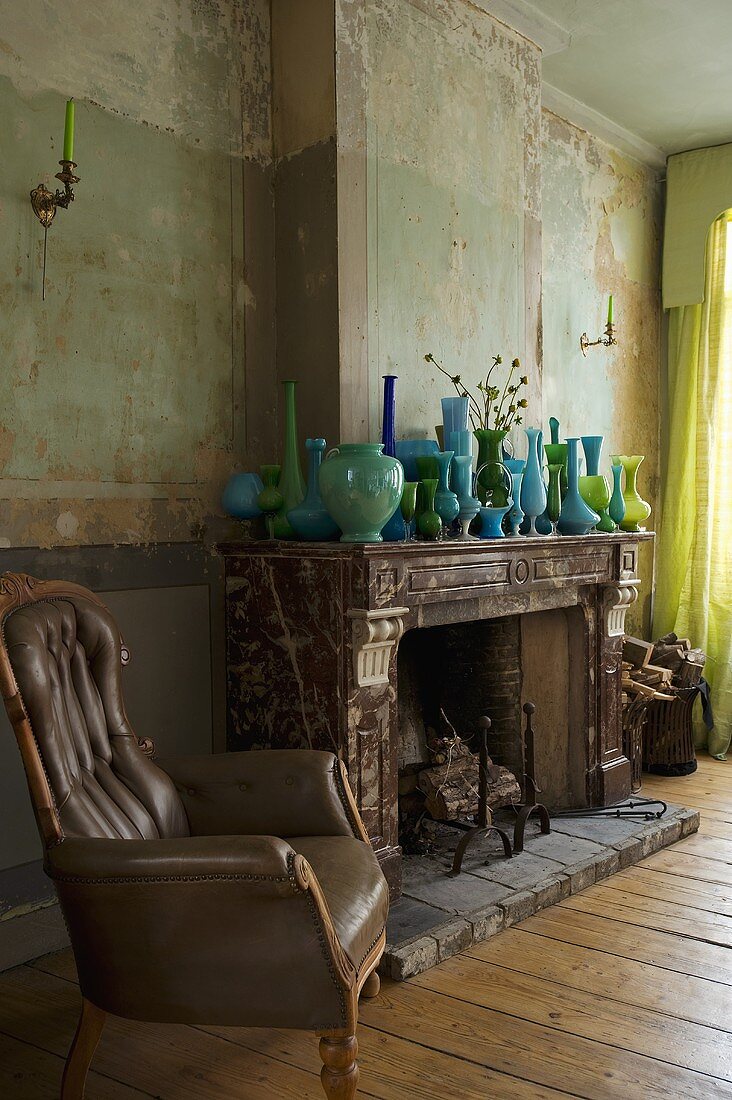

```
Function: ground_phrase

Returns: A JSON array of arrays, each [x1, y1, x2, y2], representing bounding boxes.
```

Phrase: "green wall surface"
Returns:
[[0, 0, 273, 548], [363, 0, 542, 441]]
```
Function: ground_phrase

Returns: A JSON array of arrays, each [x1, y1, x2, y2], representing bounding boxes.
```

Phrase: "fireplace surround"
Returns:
[[221, 532, 652, 898]]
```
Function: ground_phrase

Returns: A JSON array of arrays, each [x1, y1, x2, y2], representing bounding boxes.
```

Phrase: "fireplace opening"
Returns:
[[396, 609, 588, 852]]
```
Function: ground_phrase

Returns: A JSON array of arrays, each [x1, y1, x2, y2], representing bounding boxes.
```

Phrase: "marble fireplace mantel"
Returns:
[[220, 532, 653, 897]]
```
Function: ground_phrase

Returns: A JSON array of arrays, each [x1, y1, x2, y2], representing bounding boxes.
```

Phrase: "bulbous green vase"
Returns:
[[319, 443, 403, 543], [579, 474, 614, 533], [474, 428, 509, 506], [611, 454, 651, 532]]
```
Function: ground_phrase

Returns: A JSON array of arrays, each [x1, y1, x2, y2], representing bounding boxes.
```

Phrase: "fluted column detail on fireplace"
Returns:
[[348, 607, 409, 687], [603, 572, 640, 637]]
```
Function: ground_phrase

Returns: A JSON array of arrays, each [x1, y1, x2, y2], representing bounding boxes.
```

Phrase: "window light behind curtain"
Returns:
[[654, 213, 732, 758]]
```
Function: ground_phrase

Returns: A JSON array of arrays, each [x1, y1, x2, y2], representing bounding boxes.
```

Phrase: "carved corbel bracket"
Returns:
[[603, 570, 640, 638], [347, 607, 409, 688]]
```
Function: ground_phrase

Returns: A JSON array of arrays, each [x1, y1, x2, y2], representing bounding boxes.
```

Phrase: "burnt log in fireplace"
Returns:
[[221, 532, 652, 899]]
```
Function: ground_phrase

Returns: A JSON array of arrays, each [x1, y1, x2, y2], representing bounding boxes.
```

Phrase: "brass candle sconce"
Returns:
[[579, 321, 617, 357], [30, 99, 79, 299], [30, 160, 80, 228]]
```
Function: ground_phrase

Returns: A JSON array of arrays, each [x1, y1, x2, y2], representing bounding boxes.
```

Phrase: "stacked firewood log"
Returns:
[[622, 632, 706, 703], [399, 709, 521, 824]]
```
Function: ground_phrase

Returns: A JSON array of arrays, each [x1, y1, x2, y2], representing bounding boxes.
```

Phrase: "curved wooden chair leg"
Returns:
[[319, 1035, 359, 1099], [513, 803, 551, 854], [61, 997, 106, 1100], [360, 969, 380, 999]]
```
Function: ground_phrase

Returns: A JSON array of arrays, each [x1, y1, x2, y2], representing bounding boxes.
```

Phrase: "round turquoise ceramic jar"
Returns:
[[319, 443, 404, 543]]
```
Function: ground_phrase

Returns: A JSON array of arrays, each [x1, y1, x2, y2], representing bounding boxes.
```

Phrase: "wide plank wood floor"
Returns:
[[1, 755, 729, 1099]]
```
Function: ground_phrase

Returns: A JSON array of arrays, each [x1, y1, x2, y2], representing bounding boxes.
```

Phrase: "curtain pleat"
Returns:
[[654, 215, 731, 758]]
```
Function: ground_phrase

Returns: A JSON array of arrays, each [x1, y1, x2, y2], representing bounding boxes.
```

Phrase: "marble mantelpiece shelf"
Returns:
[[220, 532, 654, 899]]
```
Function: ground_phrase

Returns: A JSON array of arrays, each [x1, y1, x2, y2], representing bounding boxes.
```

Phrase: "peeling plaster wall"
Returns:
[[541, 109, 663, 633], [0, 0, 275, 548], [272, 0, 340, 447], [360, 0, 543, 441]]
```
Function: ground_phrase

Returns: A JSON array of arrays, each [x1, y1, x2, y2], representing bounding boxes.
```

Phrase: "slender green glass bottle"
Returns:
[[273, 380, 306, 539]]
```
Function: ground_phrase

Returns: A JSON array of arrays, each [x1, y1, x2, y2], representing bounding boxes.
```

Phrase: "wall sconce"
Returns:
[[29, 100, 79, 300], [580, 295, 617, 357]]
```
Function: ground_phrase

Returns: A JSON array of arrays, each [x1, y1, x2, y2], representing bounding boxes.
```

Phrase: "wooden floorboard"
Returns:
[[0, 754, 729, 1098]]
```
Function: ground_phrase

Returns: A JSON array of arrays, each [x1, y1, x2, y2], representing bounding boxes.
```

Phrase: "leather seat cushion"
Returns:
[[286, 836, 388, 972]]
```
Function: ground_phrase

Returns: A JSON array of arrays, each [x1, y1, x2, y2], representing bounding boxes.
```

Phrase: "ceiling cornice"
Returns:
[[542, 82, 667, 171], [472, 0, 571, 54]]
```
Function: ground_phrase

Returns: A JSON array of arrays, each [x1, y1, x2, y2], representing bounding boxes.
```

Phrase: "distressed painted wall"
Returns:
[[541, 109, 663, 632], [360, 0, 542, 440], [0, 0, 275, 548]]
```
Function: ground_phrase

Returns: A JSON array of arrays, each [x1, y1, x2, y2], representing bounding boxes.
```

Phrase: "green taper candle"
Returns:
[[607, 294, 614, 325], [63, 99, 75, 162]]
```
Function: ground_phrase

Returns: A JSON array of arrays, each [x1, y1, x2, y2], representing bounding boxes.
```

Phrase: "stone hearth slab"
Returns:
[[381, 803, 699, 981]]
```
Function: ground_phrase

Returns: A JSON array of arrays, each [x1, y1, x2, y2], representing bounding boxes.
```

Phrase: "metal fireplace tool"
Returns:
[[447, 716, 513, 875], [447, 702, 552, 875]]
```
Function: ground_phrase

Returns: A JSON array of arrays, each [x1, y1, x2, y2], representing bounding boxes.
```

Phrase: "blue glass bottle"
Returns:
[[520, 427, 547, 536]]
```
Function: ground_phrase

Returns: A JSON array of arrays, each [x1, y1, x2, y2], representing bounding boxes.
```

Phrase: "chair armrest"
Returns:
[[45, 833, 357, 1032], [45, 834, 298, 896], [156, 748, 368, 841]]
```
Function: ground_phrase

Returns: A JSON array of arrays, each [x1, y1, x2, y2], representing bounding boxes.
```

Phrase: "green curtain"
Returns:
[[654, 214, 732, 759]]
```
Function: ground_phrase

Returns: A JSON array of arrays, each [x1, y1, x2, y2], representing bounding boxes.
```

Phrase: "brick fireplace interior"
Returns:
[[397, 608, 589, 839]]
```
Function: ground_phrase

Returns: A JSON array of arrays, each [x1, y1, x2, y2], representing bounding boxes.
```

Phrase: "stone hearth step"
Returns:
[[381, 803, 699, 981]]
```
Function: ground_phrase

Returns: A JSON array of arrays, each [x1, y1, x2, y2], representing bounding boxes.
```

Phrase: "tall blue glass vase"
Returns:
[[503, 458, 525, 536], [442, 396, 469, 445], [380, 374, 404, 540], [520, 427, 547, 536], [581, 435, 604, 476], [434, 450, 459, 532]]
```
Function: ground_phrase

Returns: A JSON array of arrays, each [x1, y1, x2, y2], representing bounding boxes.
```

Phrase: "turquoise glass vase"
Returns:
[[558, 438, 601, 535], [434, 450, 459, 531], [319, 443, 403, 542], [478, 503, 512, 539], [452, 454, 480, 539], [503, 458, 525, 537], [581, 435, 604, 476], [221, 472, 263, 520], [394, 439, 439, 481], [520, 427, 547, 536], [442, 397, 469, 445], [287, 438, 340, 541], [273, 380, 306, 539], [608, 463, 626, 526]]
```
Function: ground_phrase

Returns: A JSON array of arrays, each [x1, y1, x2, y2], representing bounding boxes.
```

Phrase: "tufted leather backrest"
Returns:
[[3, 592, 189, 845]]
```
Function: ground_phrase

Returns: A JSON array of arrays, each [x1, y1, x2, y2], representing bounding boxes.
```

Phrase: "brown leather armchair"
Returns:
[[0, 572, 388, 1099]]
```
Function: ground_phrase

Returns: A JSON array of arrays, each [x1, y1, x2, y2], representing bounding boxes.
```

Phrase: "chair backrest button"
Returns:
[[285, 776, 294, 786], [187, 788, 196, 797], [239, 782, 248, 792]]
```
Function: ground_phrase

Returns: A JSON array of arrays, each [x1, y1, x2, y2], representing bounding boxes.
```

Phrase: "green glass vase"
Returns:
[[319, 443, 403, 542], [579, 475, 613, 533], [474, 428, 509, 506], [273, 380, 306, 539], [257, 465, 283, 540], [611, 454, 651, 532], [417, 478, 442, 540], [544, 442, 568, 496]]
